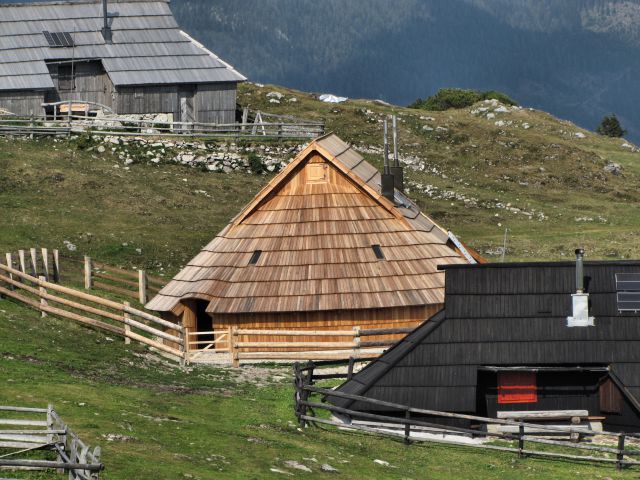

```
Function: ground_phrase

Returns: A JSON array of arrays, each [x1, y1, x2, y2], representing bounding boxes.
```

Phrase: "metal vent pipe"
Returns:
[[575, 248, 584, 293]]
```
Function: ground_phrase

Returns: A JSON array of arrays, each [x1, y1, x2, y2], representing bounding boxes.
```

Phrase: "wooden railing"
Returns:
[[0, 262, 185, 361], [294, 363, 640, 471], [185, 329, 231, 362], [0, 110, 325, 139], [4, 247, 60, 283], [225, 327, 411, 367], [0, 404, 104, 478]]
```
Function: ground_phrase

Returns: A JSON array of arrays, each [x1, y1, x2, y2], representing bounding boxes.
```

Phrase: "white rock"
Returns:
[[266, 91, 284, 99], [486, 113, 495, 119], [124, 159, 134, 165], [97, 145, 106, 153], [422, 125, 434, 131], [495, 121, 506, 127], [374, 459, 390, 466], [621, 142, 633, 149], [321, 464, 338, 472], [522, 123, 530, 129], [181, 154, 195, 163], [284, 461, 312, 472], [287, 97, 298, 102], [269, 468, 293, 476], [574, 132, 586, 138], [494, 106, 509, 113], [269, 99, 281, 104]]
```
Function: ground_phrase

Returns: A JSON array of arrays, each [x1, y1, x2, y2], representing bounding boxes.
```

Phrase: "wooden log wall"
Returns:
[[46, 61, 115, 108], [196, 82, 237, 124]]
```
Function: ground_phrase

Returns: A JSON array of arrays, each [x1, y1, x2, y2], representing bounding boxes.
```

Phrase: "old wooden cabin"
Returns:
[[332, 251, 640, 432], [146, 133, 480, 351], [0, 0, 245, 123]]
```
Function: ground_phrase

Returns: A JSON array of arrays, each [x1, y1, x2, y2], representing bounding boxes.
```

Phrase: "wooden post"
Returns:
[[231, 326, 240, 368], [52, 249, 60, 283], [404, 410, 411, 445], [30, 247, 38, 277], [138, 269, 147, 304], [353, 326, 361, 358], [347, 356, 356, 380], [518, 423, 525, 458], [617, 434, 626, 470], [241, 107, 248, 131], [84, 256, 92, 290], [30, 114, 34, 140], [18, 249, 26, 277], [5, 253, 14, 290], [123, 301, 131, 345], [41, 248, 50, 281], [39, 276, 47, 317]]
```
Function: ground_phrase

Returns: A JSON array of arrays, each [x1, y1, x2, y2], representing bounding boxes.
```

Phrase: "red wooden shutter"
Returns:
[[498, 371, 538, 404]]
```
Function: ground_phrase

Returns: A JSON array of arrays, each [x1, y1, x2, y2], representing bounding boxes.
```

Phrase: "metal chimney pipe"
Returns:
[[575, 248, 584, 293], [390, 115, 404, 192], [102, 0, 113, 44], [381, 118, 395, 202]]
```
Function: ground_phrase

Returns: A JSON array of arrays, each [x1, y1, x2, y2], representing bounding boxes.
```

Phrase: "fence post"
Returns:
[[347, 356, 356, 380], [518, 423, 525, 458], [138, 269, 147, 304], [39, 276, 47, 317], [52, 249, 60, 283], [84, 256, 92, 290], [617, 434, 626, 470], [18, 249, 26, 278], [41, 247, 49, 281], [181, 327, 189, 366], [404, 409, 412, 445], [123, 301, 131, 345], [231, 326, 240, 368], [30, 114, 34, 140], [353, 326, 361, 358], [241, 107, 248, 131], [30, 247, 38, 277], [5, 253, 14, 290]]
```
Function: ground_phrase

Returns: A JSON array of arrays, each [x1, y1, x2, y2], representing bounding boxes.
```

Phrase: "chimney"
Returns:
[[567, 248, 594, 327], [390, 115, 404, 192], [381, 118, 395, 202], [101, 0, 113, 44]]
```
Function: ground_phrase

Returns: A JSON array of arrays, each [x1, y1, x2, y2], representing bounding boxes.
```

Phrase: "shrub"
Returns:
[[409, 88, 518, 111], [247, 152, 267, 174], [596, 114, 626, 138]]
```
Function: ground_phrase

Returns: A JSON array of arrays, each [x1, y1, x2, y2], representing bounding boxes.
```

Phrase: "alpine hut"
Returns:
[[331, 250, 640, 432], [146, 133, 479, 353], [0, 0, 245, 123]]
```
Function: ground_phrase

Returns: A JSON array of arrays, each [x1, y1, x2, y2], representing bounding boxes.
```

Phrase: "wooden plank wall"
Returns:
[[196, 83, 236, 124], [0, 90, 44, 116], [46, 61, 115, 107]]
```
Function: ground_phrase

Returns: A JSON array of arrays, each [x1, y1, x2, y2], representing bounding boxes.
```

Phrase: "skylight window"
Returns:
[[43, 31, 75, 48], [371, 244, 385, 260], [249, 250, 262, 265]]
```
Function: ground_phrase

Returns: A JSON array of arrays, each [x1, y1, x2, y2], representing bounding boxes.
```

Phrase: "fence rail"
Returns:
[[0, 261, 185, 361], [294, 362, 640, 471], [0, 109, 325, 140], [0, 404, 103, 479]]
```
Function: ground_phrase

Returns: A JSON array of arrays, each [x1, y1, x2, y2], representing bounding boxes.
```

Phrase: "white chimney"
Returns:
[[567, 248, 594, 327]]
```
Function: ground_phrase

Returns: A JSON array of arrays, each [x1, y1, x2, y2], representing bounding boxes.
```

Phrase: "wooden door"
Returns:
[[178, 88, 195, 130]]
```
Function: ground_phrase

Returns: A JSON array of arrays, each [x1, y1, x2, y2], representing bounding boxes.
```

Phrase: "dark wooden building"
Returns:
[[0, 0, 245, 123], [332, 255, 640, 432]]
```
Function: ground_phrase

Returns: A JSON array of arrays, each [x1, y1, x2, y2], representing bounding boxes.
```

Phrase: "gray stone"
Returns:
[[604, 163, 622, 175], [320, 464, 338, 472], [284, 461, 312, 472], [97, 145, 106, 153]]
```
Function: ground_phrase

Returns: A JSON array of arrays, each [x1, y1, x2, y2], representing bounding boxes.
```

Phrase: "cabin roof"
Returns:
[[0, 0, 245, 91], [146, 133, 470, 315], [332, 261, 640, 413]]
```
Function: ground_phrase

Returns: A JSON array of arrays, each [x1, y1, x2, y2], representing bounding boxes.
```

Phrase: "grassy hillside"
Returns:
[[2, 84, 640, 478]]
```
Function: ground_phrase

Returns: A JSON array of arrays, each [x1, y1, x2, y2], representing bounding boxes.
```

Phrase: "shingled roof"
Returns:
[[146, 133, 470, 315], [0, 0, 245, 91]]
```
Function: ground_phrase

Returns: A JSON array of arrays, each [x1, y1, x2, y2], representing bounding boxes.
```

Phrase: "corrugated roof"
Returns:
[[146, 133, 470, 315], [0, 0, 246, 90]]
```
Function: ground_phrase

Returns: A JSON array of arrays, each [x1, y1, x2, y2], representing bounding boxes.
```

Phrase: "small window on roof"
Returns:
[[249, 250, 262, 265], [371, 244, 385, 260]]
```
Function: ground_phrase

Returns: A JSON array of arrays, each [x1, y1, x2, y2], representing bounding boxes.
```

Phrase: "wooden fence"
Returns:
[[0, 109, 324, 140], [80, 256, 164, 304], [4, 247, 60, 283], [0, 404, 103, 479], [294, 362, 640, 471], [0, 261, 185, 361]]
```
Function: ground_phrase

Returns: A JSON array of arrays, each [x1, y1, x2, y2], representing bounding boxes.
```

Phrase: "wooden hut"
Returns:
[[0, 0, 245, 123], [331, 252, 640, 432], [146, 133, 478, 351]]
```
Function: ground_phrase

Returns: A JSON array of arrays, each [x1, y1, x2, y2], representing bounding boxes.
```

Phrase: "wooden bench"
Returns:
[[488, 410, 603, 440]]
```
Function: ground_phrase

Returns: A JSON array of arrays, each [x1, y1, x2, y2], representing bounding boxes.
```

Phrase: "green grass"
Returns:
[[3, 83, 640, 478], [0, 300, 636, 479]]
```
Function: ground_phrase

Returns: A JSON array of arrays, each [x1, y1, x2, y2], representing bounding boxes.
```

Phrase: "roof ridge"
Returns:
[[0, 0, 167, 7]]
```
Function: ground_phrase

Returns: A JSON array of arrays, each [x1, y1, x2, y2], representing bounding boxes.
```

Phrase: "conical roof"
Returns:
[[146, 133, 471, 315]]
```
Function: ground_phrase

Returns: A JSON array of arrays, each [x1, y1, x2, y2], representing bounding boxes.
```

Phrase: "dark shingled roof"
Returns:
[[0, 0, 245, 90]]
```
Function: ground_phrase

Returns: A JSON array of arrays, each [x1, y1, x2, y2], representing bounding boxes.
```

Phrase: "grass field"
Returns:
[[3, 83, 640, 478]]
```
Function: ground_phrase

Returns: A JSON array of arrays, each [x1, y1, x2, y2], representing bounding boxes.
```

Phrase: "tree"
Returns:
[[596, 114, 626, 137]]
